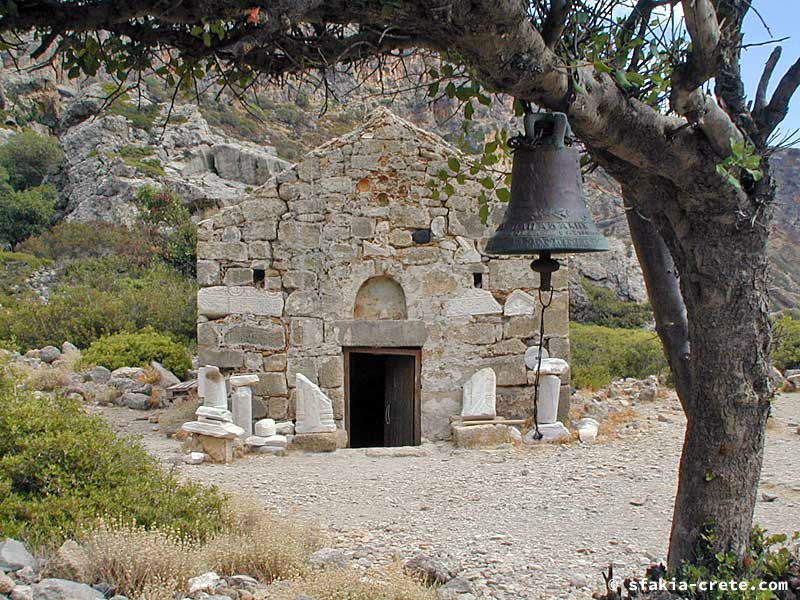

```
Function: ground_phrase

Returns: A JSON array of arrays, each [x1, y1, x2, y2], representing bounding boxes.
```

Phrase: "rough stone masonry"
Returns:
[[196, 108, 570, 441]]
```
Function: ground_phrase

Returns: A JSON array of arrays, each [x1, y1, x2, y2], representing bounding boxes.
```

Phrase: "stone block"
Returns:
[[197, 322, 219, 348], [351, 217, 375, 238], [327, 387, 345, 420], [222, 226, 241, 243], [504, 289, 537, 316], [196, 435, 235, 463], [283, 270, 318, 290], [290, 317, 324, 349], [484, 356, 527, 386], [488, 259, 539, 291], [452, 424, 513, 448], [252, 396, 268, 419], [285, 290, 320, 316], [224, 268, 253, 286], [389, 229, 413, 247], [197, 261, 220, 286], [540, 292, 569, 335], [547, 336, 571, 362], [496, 386, 533, 419], [278, 221, 322, 250], [198, 286, 284, 318], [319, 355, 344, 388], [243, 221, 278, 241], [330, 320, 428, 347], [268, 396, 289, 420], [197, 241, 248, 261], [198, 348, 244, 369], [248, 241, 272, 259], [452, 322, 502, 345], [393, 205, 431, 228], [224, 324, 285, 350], [290, 432, 338, 453], [503, 316, 539, 339], [287, 357, 318, 386], [398, 247, 439, 265], [263, 353, 287, 371], [558, 384, 571, 422], [252, 372, 288, 397], [444, 289, 503, 317]]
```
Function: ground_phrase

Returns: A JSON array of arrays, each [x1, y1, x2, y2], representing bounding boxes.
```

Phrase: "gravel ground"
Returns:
[[95, 392, 800, 599]]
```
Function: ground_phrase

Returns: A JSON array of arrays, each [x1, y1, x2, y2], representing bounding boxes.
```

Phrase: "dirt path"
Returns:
[[93, 393, 800, 599]]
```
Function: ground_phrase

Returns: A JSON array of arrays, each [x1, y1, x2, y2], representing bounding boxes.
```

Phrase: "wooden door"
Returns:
[[383, 355, 416, 446]]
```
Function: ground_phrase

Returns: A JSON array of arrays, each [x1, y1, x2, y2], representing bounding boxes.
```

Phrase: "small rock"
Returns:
[[438, 577, 474, 599], [10, 584, 32, 600], [577, 418, 599, 443], [87, 366, 111, 384], [13, 566, 36, 584], [0, 539, 36, 572], [275, 421, 295, 436], [39, 346, 61, 364], [188, 572, 221, 595], [61, 342, 79, 354], [254, 446, 286, 456], [254, 419, 277, 437], [569, 574, 590, 588], [404, 553, 455, 585], [32, 579, 104, 600], [110, 367, 145, 380], [657, 413, 672, 423], [761, 492, 778, 502], [0, 572, 14, 594], [183, 452, 206, 465], [227, 575, 258, 592], [524, 422, 570, 443], [309, 548, 349, 569]]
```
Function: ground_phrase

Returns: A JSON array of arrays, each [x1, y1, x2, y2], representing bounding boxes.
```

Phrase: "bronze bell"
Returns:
[[485, 111, 608, 290]]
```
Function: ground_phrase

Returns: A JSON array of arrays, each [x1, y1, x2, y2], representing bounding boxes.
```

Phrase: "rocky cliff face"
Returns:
[[1, 60, 797, 309]]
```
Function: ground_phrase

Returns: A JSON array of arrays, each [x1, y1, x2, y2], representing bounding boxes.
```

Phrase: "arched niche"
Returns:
[[354, 276, 408, 320]]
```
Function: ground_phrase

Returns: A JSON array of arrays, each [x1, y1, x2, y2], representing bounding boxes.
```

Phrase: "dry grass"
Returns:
[[269, 563, 438, 600], [14, 362, 72, 391], [601, 407, 640, 440], [47, 498, 326, 600], [158, 395, 199, 436]]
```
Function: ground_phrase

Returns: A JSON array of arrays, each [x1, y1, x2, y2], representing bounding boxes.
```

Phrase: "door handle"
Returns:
[[385, 403, 391, 425]]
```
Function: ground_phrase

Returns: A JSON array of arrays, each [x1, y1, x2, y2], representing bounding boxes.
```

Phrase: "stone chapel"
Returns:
[[196, 108, 571, 445]]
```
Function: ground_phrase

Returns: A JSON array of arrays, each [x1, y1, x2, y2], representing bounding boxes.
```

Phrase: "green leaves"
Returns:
[[716, 138, 764, 191]]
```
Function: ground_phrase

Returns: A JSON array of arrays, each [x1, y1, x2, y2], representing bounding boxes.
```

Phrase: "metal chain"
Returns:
[[531, 288, 554, 440]]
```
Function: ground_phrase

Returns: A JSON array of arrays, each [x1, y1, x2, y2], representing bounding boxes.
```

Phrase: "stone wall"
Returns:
[[196, 109, 570, 441]]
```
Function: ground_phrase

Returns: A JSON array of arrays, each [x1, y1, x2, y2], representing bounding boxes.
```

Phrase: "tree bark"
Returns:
[[658, 181, 773, 568]]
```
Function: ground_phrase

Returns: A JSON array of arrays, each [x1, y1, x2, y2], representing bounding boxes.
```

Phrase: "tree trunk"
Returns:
[[597, 159, 776, 570], [662, 184, 774, 569]]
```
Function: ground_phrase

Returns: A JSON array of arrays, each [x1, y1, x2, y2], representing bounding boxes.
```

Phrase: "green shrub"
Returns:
[[669, 525, 799, 600], [575, 278, 653, 328], [135, 186, 196, 276], [570, 323, 669, 389], [0, 179, 57, 247], [82, 328, 191, 378], [19, 220, 156, 267], [772, 311, 800, 373], [0, 373, 226, 548], [0, 285, 134, 349], [100, 85, 162, 131], [0, 129, 63, 190]]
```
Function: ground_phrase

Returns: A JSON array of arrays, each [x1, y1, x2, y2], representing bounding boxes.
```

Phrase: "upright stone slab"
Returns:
[[530, 358, 569, 424], [504, 289, 536, 316], [230, 374, 258, 437], [461, 367, 497, 419], [198, 365, 227, 409], [295, 373, 336, 434]]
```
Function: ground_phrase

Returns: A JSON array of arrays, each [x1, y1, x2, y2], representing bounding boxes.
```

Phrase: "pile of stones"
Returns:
[[590, 375, 663, 407], [1, 343, 182, 410]]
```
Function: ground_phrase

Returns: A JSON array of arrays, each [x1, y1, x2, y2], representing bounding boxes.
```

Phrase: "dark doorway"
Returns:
[[345, 348, 421, 447]]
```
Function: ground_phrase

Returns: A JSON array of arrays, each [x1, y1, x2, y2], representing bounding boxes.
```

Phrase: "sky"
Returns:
[[739, 1, 800, 143]]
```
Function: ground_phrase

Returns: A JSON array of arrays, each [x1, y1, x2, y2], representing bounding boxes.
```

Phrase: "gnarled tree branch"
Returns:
[[753, 46, 782, 114], [756, 54, 800, 144], [541, 0, 573, 49]]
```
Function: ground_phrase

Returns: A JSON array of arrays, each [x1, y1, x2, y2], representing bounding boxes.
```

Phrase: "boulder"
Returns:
[[0, 572, 13, 594], [0, 539, 36, 572], [10, 584, 32, 600], [149, 361, 180, 387], [39, 346, 61, 364], [87, 366, 111, 384], [110, 367, 145, 380], [188, 572, 221, 595], [32, 579, 104, 600], [438, 577, 475, 599], [61, 342, 79, 354], [121, 392, 151, 410], [53, 540, 89, 581]]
